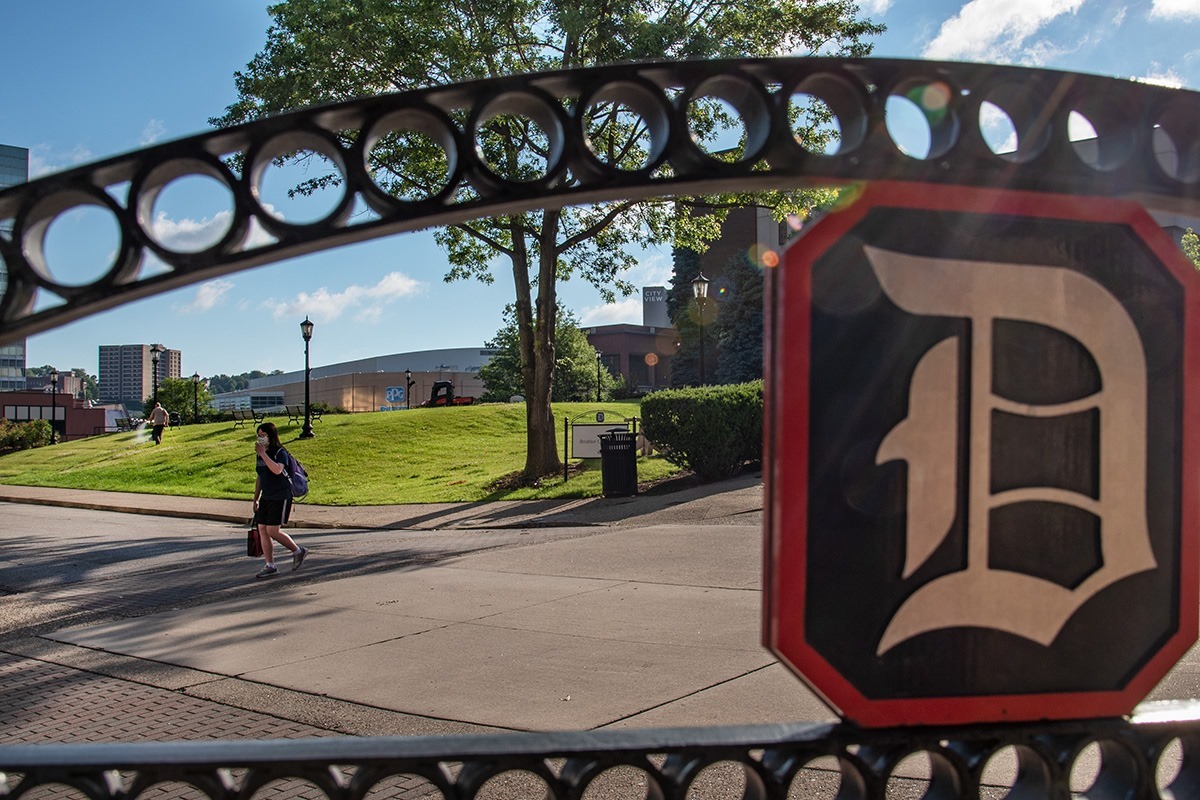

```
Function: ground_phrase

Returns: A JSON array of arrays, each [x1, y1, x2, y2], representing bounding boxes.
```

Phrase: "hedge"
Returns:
[[0, 419, 52, 454], [641, 381, 763, 480]]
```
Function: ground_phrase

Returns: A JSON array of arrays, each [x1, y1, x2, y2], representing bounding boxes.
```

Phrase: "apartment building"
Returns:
[[97, 344, 181, 408]]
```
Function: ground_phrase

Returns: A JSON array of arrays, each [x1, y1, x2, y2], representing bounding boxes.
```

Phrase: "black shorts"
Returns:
[[256, 495, 292, 527]]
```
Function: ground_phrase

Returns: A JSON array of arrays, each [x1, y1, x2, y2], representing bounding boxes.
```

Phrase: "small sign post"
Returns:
[[563, 411, 637, 482]]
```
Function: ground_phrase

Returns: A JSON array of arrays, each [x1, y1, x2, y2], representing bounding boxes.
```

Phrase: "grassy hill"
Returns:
[[0, 402, 681, 504]]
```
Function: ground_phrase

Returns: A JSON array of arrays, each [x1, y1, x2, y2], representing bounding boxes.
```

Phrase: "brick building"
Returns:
[[1, 390, 107, 442]]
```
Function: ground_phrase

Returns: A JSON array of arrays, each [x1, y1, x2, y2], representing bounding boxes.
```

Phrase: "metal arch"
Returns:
[[2, 56, 1199, 345], [4, 710, 1200, 800]]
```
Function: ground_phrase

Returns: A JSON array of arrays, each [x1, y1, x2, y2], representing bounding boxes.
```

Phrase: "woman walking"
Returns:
[[252, 422, 309, 579]]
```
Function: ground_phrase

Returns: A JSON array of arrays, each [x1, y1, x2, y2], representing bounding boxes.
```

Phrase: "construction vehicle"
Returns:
[[421, 380, 475, 407]]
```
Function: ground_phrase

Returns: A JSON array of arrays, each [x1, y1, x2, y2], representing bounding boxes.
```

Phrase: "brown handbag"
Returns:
[[247, 527, 263, 557]]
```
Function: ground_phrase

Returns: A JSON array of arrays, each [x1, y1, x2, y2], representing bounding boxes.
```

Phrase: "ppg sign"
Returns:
[[763, 182, 1200, 727]]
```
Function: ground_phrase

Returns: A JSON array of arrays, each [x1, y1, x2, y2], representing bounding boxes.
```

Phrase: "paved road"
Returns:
[[0, 503, 612, 638], [0, 504, 548, 743], [2, 493, 1197, 800], [0, 498, 835, 747]]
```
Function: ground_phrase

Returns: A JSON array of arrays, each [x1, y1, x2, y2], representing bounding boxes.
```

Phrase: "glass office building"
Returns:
[[0, 144, 28, 391]]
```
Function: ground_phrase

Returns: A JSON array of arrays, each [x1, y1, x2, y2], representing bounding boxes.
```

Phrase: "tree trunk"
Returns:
[[509, 214, 563, 481]]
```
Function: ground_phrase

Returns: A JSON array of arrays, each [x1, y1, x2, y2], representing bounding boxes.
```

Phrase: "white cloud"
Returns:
[[177, 280, 234, 314], [148, 209, 276, 254], [266, 272, 426, 322], [579, 297, 644, 326], [922, 0, 1085, 63], [28, 143, 95, 178], [979, 102, 1019, 154], [627, 252, 674, 288], [1112, 5, 1128, 26], [1137, 67, 1185, 89], [858, 0, 894, 14], [150, 210, 232, 252], [140, 119, 168, 146], [575, 254, 673, 326], [1151, 0, 1200, 20]]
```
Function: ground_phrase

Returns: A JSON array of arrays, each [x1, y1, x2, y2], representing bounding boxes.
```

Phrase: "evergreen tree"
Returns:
[[714, 254, 764, 384], [668, 247, 718, 386]]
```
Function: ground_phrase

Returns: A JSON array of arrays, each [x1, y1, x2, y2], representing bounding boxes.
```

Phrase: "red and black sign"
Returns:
[[763, 182, 1200, 727]]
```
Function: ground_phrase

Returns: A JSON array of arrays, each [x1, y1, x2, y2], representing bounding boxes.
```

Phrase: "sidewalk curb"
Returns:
[[0, 494, 340, 529], [0, 492, 604, 531]]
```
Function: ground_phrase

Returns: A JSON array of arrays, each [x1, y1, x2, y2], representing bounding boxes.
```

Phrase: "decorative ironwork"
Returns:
[[3, 706, 1200, 799], [2, 57, 1199, 345], [5, 57, 1200, 793]]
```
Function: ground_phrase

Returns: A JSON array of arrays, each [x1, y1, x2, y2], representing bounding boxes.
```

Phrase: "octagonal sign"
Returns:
[[763, 181, 1200, 727]]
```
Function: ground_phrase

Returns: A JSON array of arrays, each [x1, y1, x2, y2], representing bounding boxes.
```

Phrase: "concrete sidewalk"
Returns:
[[0, 472, 764, 530], [0, 474, 840, 740]]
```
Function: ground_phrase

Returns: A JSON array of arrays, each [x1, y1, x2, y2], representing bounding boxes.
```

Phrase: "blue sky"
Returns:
[[3, 0, 1198, 378]]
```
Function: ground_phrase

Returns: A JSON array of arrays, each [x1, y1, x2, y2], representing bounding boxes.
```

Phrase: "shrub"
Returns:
[[640, 381, 763, 480], [0, 419, 53, 454], [311, 401, 347, 415]]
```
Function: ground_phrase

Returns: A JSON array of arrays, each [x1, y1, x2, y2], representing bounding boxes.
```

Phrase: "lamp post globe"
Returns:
[[49, 368, 58, 445], [692, 273, 710, 386], [192, 372, 200, 424], [300, 317, 315, 439]]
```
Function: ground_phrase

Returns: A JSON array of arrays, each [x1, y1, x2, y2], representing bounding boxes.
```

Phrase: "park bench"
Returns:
[[284, 404, 321, 425], [229, 408, 265, 428], [114, 417, 133, 432]]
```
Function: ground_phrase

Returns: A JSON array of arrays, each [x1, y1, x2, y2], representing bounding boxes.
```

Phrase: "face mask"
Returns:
[[256, 435, 268, 446]]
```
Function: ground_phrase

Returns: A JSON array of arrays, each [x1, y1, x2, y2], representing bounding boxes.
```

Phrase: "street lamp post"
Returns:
[[150, 344, 163, 406], [49, 368, 58, 445], [300, 317, 315, 439], [692, 273, 710, 386], [405, 369, 414, 410], [596, 352, 602, 402], [192, 372, 200, 423]]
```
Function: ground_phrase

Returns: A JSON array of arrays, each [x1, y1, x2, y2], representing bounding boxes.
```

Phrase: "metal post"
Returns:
[[150, 344, 163, 406], [49, 368, 58, 445], [405, 369, 413, 410], [192, 373, 200, 423], [564, 415, 569, 483], [692, 273, 710, 386], [596, 352, 602, 402], [300, 317, 315, 438]]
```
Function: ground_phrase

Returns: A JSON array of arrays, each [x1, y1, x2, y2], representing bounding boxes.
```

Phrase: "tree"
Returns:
[[213, 0, 882, 480], [72, 368, 99, 401], [206, 370, 282, 395], [145, 377, 214, 423], [26, 365, 98, 399], [1184, 227, 1200, 269], [713, 254, 764, 385], [480, 305, 611, 402], [666, 247, 716, 387]]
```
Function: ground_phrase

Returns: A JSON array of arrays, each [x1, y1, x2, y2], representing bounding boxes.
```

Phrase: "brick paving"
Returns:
[[0, 653, 331, 744]]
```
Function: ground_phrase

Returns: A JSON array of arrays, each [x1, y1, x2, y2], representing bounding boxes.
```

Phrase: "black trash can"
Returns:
[[599, 429, 638, 497]]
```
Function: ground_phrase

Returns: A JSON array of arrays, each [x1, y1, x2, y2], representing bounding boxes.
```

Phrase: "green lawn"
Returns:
[[0, 402, 681, 504]]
